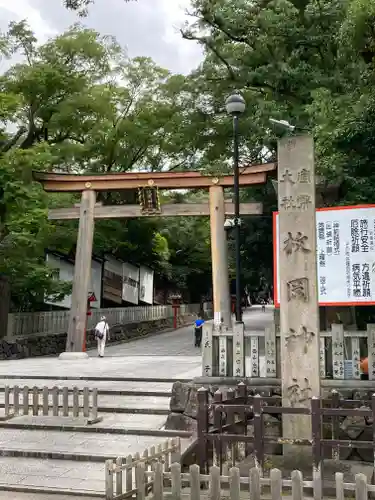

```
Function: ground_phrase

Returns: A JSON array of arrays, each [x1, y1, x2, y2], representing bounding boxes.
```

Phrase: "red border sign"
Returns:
[[273, 204, 375, 308]]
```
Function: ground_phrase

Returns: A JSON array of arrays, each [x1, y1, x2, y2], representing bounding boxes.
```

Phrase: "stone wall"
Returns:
[[166, 381, 375, 464], [0, 314, 195, 360]]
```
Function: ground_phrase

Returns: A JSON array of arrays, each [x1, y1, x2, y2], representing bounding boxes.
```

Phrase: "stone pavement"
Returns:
[[0, 307, 273, 497], [0, 307, 272, 380]]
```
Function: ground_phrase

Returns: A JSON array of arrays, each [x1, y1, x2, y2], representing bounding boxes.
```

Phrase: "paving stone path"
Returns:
[[0, 307, 273, 498]]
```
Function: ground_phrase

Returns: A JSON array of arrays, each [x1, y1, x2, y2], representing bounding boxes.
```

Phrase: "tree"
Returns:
[[0, 143, 73, 310], [0, 20, 214, 309], [63, 0, 135, 17], [0, 21, 125, 309], [178, 0, 375, 296]]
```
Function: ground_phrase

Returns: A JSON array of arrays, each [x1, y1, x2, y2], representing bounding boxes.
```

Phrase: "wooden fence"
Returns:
[[7, 303, 201, 337], [105, 438, 181, 500], [2, 385, 101, 424], [202, 322, 374, 380], [129, 462, 372, 500], [196, 383, 375, 470]]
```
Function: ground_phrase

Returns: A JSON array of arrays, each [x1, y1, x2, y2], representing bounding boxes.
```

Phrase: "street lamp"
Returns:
[[225, 93, 246, 323]]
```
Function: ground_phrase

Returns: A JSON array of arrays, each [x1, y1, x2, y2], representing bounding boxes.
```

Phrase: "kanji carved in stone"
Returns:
[[287, 278, 309, 302], [287, 377, 312, 407], [283, 232, 311, 255], [297, 168, 311, 184], [280, 169, 295, 184], [285, 325, 315, 353]]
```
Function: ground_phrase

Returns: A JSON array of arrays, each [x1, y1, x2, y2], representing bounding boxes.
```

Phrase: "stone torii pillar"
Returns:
[[277, 135, 320, 455]]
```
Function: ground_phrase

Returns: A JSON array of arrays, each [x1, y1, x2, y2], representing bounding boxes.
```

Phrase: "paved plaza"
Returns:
[[0, 307, 273, 497]]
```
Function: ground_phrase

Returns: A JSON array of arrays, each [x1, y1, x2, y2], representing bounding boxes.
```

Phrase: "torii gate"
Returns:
[[34, 164, 275, 359]]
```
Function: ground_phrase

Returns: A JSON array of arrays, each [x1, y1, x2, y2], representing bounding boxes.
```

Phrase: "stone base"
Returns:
[[58, 351, 89, 360]]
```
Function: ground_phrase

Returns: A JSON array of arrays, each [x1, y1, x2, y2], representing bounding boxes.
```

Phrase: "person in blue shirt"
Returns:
[[194, 315, 205, 348]]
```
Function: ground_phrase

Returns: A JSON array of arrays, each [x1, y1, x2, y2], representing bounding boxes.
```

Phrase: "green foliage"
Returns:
[[0, 144, 72, 310], [5, 0, 375, 309], [178, 0, 375, 296], [0, 20, 213, 309]]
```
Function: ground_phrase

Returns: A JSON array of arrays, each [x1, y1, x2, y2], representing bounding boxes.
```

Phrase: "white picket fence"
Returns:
[[105, 438, 181, 499], [107, 461, 372, 500], [7, 304, 201, 338]]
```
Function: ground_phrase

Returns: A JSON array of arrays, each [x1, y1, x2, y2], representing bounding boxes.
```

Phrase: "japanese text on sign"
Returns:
[[274, 206, 375, 305]]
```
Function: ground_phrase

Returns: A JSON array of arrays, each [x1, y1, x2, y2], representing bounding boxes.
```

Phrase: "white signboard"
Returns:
[[122, 262, 139, 305], [274, 205, 375, 306], [139, 266, 154, 304], [45, 253, 102, 309]]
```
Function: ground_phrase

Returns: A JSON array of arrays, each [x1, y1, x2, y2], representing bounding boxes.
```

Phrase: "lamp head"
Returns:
[[225, 93, 246, 115]]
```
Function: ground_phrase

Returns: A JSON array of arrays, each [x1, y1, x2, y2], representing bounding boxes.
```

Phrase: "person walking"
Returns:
[[94, 316, 109, 358], [194, 315, 204, 348]]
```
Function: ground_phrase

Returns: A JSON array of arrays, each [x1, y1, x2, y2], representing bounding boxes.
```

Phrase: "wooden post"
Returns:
[[209, 186, 231, 329], [278, 135, 320, 452], [62, 189, 96, 357]]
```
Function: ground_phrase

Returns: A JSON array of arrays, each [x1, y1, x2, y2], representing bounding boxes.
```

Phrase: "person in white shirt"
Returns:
[[94, 316, 109, 358]]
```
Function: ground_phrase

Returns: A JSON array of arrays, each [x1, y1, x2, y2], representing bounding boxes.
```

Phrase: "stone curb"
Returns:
[[97, 406, 170, 415], [0, 448, 118, 462], [0, 404, 170, 415], [0, 483, 103, 498], [0, 421, 192, 437]]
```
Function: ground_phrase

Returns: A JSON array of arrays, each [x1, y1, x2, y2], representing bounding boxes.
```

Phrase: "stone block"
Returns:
[[170, 381, 191, 413], [340, 413, 367, 439], [165, 413, 197, 434], [184, 386, 198, 419], [264, 414, 282, 455], [59, 352, 89, 360]]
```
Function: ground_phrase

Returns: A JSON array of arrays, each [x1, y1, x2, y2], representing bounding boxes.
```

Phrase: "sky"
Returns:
[[0, 0, 203, 74]]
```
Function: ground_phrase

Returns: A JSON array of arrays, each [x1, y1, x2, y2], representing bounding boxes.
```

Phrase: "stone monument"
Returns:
[[277, 135, 320, 451]]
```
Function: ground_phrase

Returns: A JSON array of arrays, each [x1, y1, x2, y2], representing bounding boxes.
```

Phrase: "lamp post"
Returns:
[[225, 93, 246, 323]]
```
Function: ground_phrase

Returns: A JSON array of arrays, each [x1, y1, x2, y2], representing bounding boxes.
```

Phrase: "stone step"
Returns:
[[0, 393, 171, 414], [0, 448, 120, 463], [0, 491, 102, 499], [0, 412, 169, 430], [0, 428, 181, 460], [0, 374, 191, 383], [0, 415, 192, 438], [0, 456, 104, 497], [0, 378, 174, 397]]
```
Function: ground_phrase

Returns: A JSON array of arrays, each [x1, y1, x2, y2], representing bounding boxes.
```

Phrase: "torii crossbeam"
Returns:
[[33, 164, 276, 358]]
